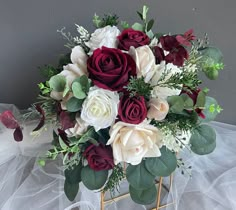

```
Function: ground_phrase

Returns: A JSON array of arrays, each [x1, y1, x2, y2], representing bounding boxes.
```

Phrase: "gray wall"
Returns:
[[0, 0, 235, 124]]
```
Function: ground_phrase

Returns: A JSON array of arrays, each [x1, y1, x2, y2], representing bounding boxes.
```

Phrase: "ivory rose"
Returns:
[[65, 115, 88, 137], [107, 121, 163, 165], [80, 86, 119, 131], [86, 25, 120, 55], [147, 98, 169, 121], [129, 45, 156, 83]]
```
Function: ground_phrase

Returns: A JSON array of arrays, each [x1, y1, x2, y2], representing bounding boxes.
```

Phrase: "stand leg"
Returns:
[[156, 177, 163, 210], [101, 191, 105, 210]]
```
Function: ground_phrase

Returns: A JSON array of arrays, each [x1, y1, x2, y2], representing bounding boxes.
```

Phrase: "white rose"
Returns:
[[107, 121, 163, 165], [161, 130, 191, 152], [59, 46, 88, 87], [65, 115, 88, 137], [81, 86, 119, 131], [147, 98, 169, 121], [86, 26, 120, 55], [129, 45, 156, 83], [71, 45, 88, 72], [151, 62, 183, 99]]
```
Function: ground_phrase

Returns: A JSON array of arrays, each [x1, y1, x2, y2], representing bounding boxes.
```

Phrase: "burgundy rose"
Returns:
[[83, 144, 114, 171], [87, 46, 136, 91], [181, 89, 205, 118], [160, 35, 179, 51], [118, 94, 147, 124], [117, 29, 150, 51], [153, 46, 165, 64], [165, 46, 189, 67]]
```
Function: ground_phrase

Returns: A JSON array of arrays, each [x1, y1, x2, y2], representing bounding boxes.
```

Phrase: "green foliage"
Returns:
[[37, 159, 46, 166], [199, 47, 224, 80], [125, 76, 152, 99], [126, 161, 155, 190], [132, 22, 144, 31], [129, 184, 157, 205], [120, 21, 129, 29], [195, 90, 206, 108], [66, 97, 84, 112], [199, 96, 222, 123], [38, 82, 51, 96], [190, 124, 216, 155], [157, 69, 201, 91], [49, 75, 66, 92], [145, 147, 177, 177], [81, 166, 108, 190], [167, 96, 185, 113], [39, 65, 60, 80], [93, 13, 119, 28], [64, 181, 79, 201], [103, 164, 125, 195], [71, 75, 91, 99]]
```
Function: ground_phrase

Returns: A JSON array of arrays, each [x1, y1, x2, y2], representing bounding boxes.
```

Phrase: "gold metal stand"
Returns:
[[100, 174, 174, 210]]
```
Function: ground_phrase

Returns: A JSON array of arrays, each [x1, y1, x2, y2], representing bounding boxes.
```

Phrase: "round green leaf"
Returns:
[[195, 91, 206, 108], [81, 166, 108, 190], [129, 184, 157, 205], [190, 124, 216, 155], [132, 22, 144, 31], [72, 82, 86, 99], [49, 75, 66, 92], [145, 146, 177, 177], [167, 96, 184, 113], [199, 97, 220, 123], [66, 97, 83, 112], [181, 94, 194, 109], [126, 161, 155, 190], [64, 180, 79, 201]]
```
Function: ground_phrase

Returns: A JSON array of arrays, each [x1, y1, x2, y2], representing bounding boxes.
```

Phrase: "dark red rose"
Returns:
[[83, 144, 114, 171], [117, 29, 150, 51], [153, 46, 165, 64], [118, 94, 147, 124], [87, 46, 136, 91], [165, 46, 189, 67], [160, 35, 179, 51], [181, 89, 205, 118]]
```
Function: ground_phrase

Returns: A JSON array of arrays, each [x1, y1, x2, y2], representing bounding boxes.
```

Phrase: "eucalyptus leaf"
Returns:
[[199, 97, 220, 123], [64, 180, 79, 201], [126, 161, 155, 190], [145, 146, 177, 177], [64, 163, 82, 184], [66, 97, 83, 112], [81, 166, 108, 190], [72, 82, 86, 99], [129, 184, 157, 205], [49, 75, 66, 92], [190, 124, 216, 155], [181, 94, 194, 109], [167, 96, 184, 113], [142, 5, 149, 20], [132, 22, 144, 31]]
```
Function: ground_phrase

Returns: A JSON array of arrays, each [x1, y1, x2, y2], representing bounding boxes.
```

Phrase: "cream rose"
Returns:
[[147, 98, 169, 121], [65, 115, 88, 137], [151, 62, 183, 99], [107, 121, 163, 165], [129, 45, 156, 83], [86, 25, 120, 55], [80, 86, 119, 131]]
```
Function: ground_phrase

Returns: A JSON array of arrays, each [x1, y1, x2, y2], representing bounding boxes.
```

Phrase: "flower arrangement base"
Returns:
[[100, 175, 174, 210]]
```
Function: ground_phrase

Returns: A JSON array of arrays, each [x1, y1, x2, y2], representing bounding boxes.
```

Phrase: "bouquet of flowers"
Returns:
[[0, 5, 224, 205]]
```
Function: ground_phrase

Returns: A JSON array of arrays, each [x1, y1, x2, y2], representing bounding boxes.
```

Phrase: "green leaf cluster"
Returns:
[[93, 13, 119, 28], [199, 47, 224, 80], [126, 147, 177, 204]]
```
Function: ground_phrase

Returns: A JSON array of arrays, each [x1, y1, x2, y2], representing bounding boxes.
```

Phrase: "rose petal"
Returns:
[[0, 110, 19, 129], [13, 127, 23, 142]]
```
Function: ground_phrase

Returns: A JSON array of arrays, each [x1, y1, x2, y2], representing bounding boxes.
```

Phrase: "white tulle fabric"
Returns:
[[0, 104, 236, 210]]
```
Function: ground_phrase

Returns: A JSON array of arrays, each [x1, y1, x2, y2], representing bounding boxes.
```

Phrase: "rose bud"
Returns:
[[147, 98, 169, 121]]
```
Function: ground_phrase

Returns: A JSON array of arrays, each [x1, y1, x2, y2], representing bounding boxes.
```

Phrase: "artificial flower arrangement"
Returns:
[[0, 5, 224, 205]]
